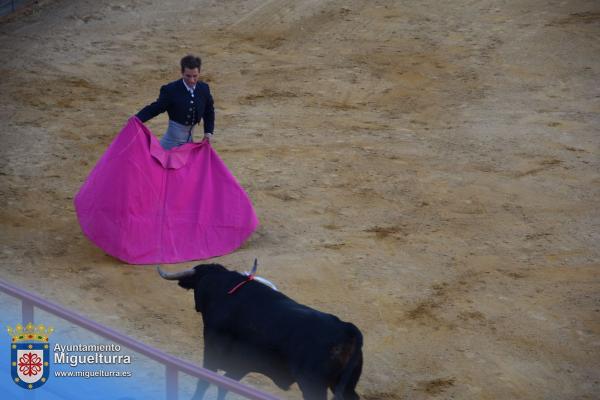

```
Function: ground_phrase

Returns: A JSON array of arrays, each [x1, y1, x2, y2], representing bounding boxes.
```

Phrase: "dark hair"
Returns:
[[180, 55, 202, 72]]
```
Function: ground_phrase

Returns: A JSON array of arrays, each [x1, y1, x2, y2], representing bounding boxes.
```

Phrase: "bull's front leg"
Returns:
[[191, 378, 211, 400], [190, 346, 220, 400], [297, 377, 328, 400], [216, 369, 247, 400]]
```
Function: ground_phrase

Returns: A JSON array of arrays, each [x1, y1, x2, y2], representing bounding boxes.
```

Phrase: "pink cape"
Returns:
[[74, 117, 259, 264]]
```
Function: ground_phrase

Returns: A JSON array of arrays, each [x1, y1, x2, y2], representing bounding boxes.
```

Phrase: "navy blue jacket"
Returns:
[[136, 79, 215, 133]]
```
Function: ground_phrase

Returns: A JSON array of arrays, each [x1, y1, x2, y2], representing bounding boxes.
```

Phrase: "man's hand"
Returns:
[[204, 132, 213, 142]]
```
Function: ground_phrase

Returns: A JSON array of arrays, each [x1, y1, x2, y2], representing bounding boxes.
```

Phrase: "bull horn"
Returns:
[[254, 276, 278, 291], [156, 265, 196, 280], [250, 258, 258, 275]]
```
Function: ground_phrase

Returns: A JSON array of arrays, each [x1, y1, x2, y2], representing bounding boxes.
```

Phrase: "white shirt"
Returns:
[[182, 79, 196, 97]]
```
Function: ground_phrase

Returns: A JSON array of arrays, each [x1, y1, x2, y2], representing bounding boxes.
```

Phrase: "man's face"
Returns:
[[182, 67, 200, 87]]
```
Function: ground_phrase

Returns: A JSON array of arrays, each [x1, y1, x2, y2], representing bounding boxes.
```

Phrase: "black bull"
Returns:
[[158, 263, 363, 400]]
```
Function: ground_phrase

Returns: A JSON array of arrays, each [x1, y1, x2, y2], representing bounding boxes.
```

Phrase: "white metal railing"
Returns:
[[0, 277, 280, 400]]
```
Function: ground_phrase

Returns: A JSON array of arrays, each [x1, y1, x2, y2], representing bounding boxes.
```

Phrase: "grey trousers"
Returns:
[[160, 120, 195, 150]]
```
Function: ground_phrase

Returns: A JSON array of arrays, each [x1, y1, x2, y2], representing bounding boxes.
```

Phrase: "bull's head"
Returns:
[[157, 259, 278, 313], [157, 263, 228, 313], [157, 259, 277, 291], [157, 259, 277, 313]]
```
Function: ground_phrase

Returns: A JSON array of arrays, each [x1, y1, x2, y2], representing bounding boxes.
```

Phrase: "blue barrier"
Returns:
[[0, 278, 280, 400]]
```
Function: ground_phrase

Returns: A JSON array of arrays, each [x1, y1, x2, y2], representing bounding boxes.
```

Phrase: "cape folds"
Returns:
[[74, 117, 259, 264]]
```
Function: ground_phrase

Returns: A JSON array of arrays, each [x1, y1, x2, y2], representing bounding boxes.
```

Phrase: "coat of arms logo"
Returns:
[[8, 322, 53, 390]]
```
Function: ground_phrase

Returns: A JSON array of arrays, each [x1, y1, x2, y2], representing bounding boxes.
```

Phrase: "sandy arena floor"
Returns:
[[1, 0, 599, 399]]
